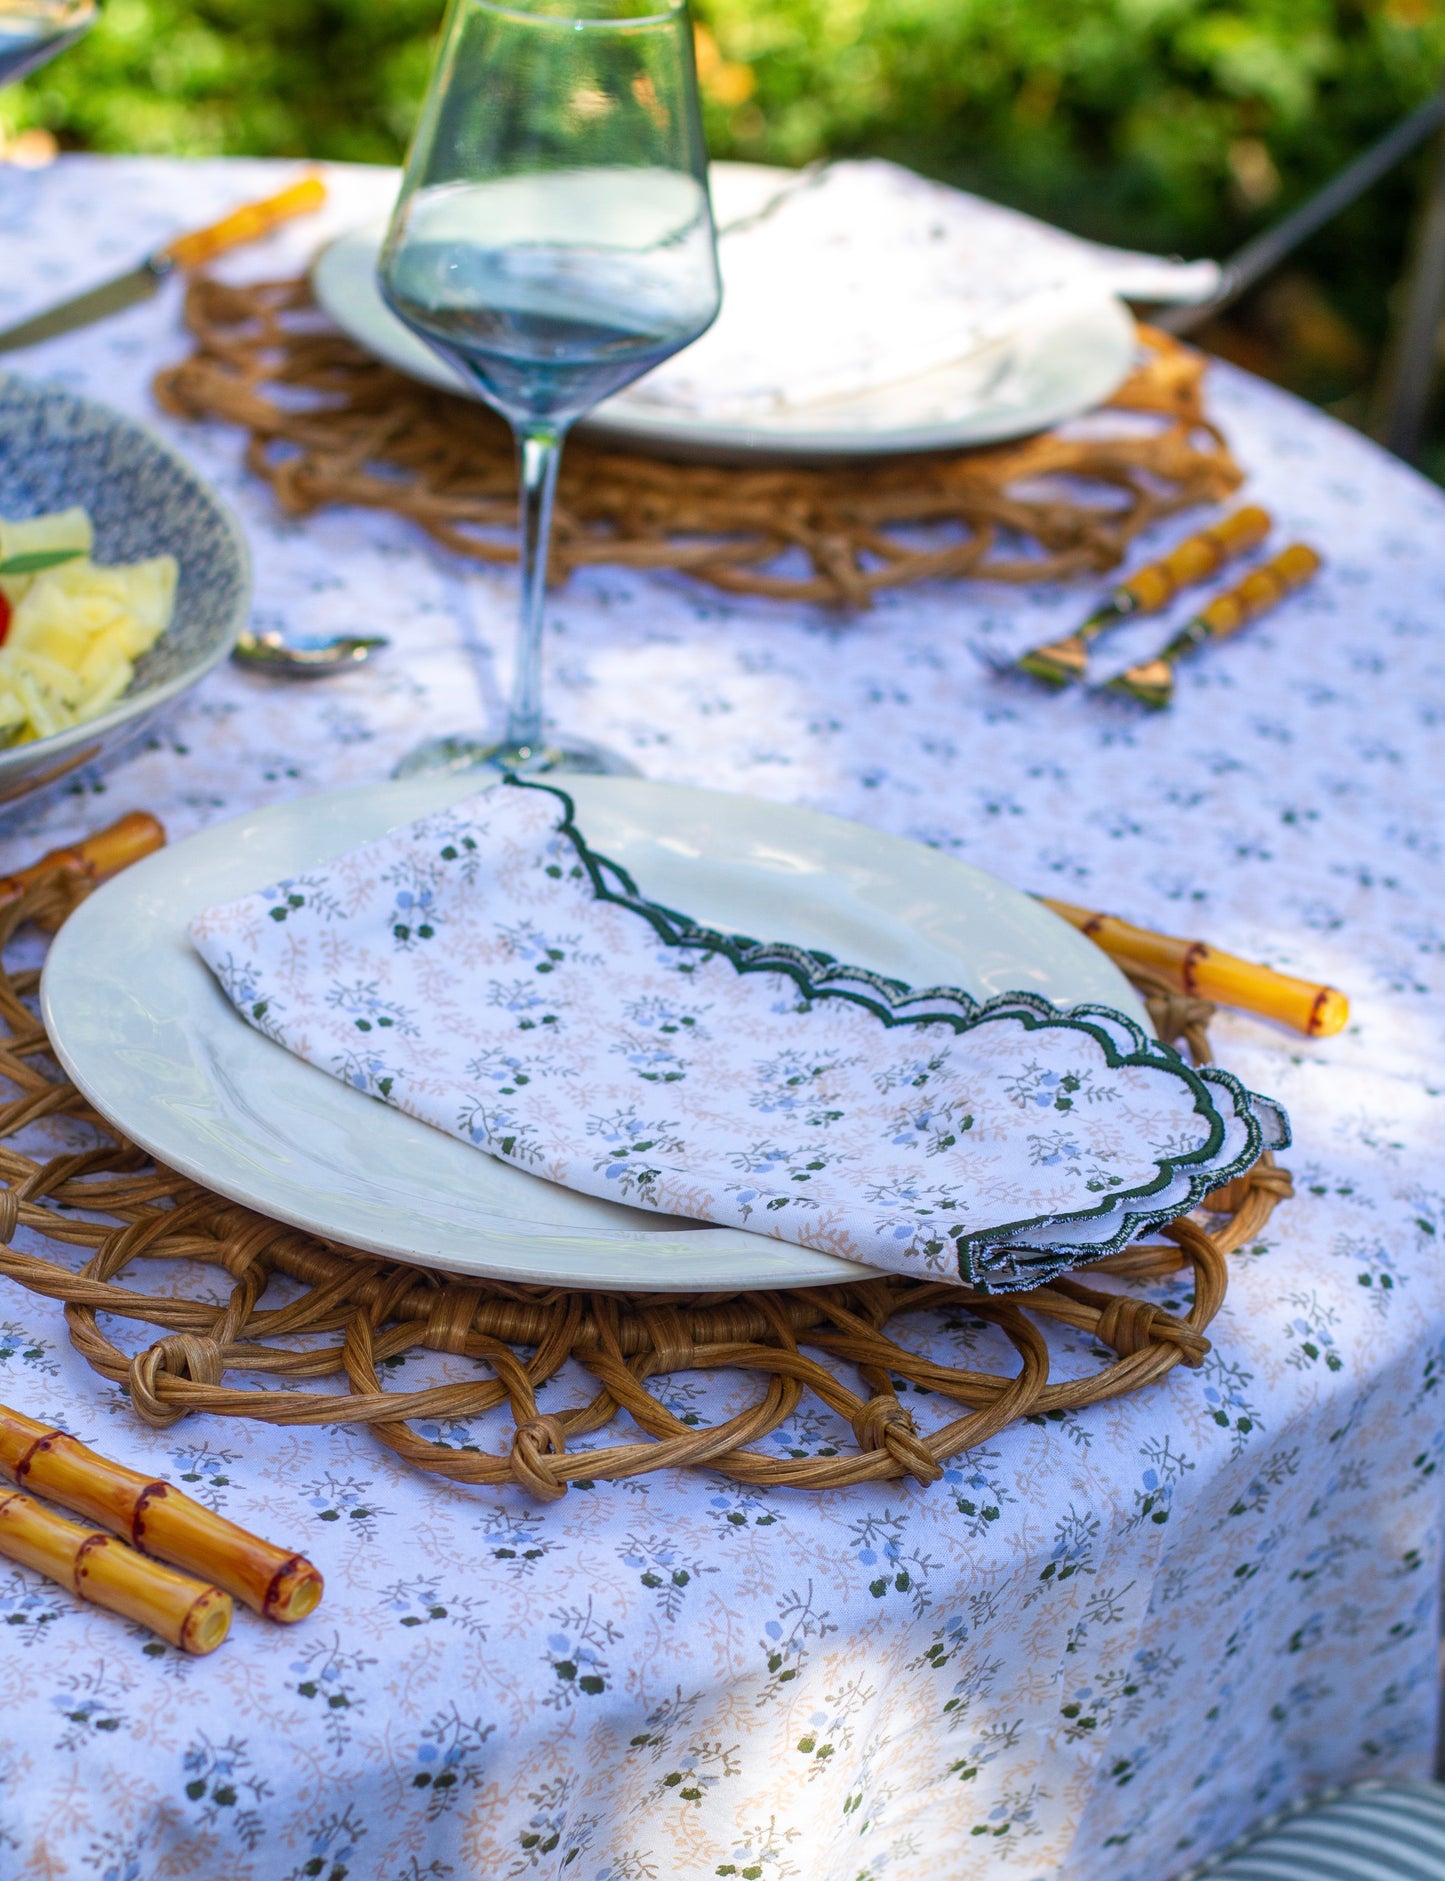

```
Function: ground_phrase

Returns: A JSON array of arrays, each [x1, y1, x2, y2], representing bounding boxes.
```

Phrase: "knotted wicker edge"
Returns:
[[0, 877, 1288, 1499]]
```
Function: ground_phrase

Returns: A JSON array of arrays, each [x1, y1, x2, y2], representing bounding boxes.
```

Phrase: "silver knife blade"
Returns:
[[0, 257, 170, 355]]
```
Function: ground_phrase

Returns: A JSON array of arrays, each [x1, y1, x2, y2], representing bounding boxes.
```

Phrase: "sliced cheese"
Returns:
[[0, 506, 94, 568], [0, 538, 178, 746]]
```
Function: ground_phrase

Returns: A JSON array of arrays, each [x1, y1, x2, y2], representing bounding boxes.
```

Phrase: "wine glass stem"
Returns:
[[505, 422, 565, 754]]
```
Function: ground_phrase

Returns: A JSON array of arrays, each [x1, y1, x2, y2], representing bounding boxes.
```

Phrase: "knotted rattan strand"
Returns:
[[152, 279, 1243, 610], [0, 878, 1286, 1496]]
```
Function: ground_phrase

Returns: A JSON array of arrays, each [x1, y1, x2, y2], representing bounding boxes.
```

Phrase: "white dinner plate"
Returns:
[[309, 162, 1138, 464], [42, 776, 1147, 1292]]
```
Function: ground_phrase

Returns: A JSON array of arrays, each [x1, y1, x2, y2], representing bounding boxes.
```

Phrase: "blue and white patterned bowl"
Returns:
[[0, 373, 250, 809]]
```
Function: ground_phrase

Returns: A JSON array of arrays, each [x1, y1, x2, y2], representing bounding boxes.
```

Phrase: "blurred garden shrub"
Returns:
[[9, 0, 1445, 355]]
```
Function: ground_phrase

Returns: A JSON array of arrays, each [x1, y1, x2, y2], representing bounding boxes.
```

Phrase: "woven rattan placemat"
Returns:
[[154, 283, 1242, 609], [0, 875, 1288, 1500]]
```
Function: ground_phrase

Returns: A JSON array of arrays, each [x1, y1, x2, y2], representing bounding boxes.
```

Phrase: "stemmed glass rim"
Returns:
[[0, 0, 97, 16], [451, 0, 688, 30]]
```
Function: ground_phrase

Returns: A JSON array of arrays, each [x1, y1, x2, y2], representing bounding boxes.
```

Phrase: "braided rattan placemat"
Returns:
[[0, 876, 1289, 1500], [154, 283, 1242, 609]]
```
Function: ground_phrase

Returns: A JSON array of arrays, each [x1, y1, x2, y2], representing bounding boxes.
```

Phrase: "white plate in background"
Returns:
[[310, 162, 1138, 464]]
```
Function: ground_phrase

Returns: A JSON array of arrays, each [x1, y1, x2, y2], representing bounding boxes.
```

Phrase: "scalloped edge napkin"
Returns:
[[189, 779, 1287, 1292]]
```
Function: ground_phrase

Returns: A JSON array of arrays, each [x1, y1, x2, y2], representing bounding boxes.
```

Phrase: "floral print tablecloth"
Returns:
[[0, 157, 1441, 1881]]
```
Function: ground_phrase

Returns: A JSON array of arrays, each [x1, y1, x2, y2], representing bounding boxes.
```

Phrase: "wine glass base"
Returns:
[[391, 731, 641, 781]]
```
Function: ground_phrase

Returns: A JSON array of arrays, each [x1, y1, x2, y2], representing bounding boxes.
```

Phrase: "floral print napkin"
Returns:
[[188, 779, 1287, 1290]]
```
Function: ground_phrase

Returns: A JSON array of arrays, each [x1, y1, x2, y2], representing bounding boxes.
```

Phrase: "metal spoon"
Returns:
[[232, 630, 388, 678]]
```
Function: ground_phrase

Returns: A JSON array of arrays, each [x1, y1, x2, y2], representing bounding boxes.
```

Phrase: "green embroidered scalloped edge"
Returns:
[[504, 776, 1289, 1290]]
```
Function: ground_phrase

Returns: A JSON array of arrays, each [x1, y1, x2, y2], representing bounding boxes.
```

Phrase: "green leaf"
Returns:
[[0, 548, 84, 576]]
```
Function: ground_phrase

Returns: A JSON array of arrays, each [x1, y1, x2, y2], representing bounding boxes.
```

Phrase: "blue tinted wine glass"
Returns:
[[0, 0, 95, 89], [1, 2, 95, 233], [380, 0, 722, 778]]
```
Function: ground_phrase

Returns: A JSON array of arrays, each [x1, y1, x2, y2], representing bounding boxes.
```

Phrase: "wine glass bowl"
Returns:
[[383, 167, 722, 428], [380, 0, 721, 778]]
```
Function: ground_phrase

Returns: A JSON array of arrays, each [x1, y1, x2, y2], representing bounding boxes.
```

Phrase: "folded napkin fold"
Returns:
[[629, 158, 1222, 422], [189, 780, 1286, 1291]]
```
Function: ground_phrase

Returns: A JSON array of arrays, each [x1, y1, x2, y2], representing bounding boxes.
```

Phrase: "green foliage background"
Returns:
[[9, 0, 1445, 394]]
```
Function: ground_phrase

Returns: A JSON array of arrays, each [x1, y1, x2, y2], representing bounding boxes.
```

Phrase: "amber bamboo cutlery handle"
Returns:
[[0, 1486, 232, 1655], [1182, 541, 1321, 643], [0, 810, 165, 916], [0, 1406, 323, 1624], [1016, 505, 1273, 685], [1042, 895, 1348, 1037], [1106, 542, 1322, 706], [158, 175, 327, 272], [1111, 504, 1273, 616]]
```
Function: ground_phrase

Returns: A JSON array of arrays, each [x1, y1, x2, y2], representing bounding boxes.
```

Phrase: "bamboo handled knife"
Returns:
[[0, 174, 327, 354]]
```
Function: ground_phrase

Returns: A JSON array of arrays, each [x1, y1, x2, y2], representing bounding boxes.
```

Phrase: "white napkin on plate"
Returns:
[[188, 779, 1286, 1292], [625, 159, 1220, 422]]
